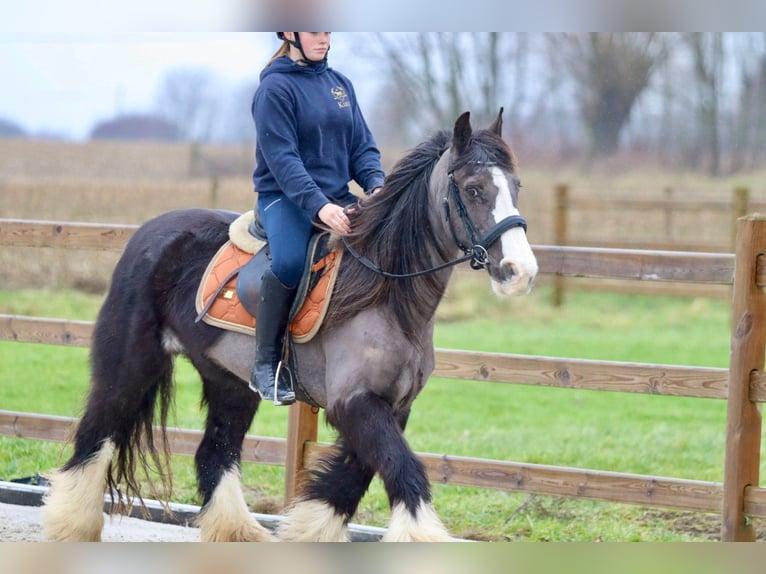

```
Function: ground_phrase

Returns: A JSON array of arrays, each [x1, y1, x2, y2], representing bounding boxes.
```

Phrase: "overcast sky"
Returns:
[[2, 0, 763, 141], [0, 34, 276, 139], [0, 32, 387, 141]]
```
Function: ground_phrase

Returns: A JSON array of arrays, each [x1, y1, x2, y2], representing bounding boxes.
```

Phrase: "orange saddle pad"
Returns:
[[194, 241, 342, 343]]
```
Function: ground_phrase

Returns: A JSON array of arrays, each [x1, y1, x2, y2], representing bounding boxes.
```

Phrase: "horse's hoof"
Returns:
[[277, 500, 350, 542], [381, 501, 453, 542]]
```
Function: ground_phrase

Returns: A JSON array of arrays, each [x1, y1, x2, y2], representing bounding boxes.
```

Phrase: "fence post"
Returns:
[[663, 187, 674, 244], [721, 215, 766, 541], [552, 183, 569, 307], [209, 176, 220, 209], [284, 402, 319, 505], [732, 187, 750, 251]]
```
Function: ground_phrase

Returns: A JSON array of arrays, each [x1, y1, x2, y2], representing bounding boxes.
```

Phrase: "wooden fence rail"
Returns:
[[2, 216, 766, 541], [553, 185, 756, 253], [5, 407, 761, 516], [550, 185, 759, 304], [0, 218, 138, 250]]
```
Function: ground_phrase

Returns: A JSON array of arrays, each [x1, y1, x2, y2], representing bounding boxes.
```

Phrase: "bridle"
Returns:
[[341, 160, 528, 279], [444, 163, 527, 270]]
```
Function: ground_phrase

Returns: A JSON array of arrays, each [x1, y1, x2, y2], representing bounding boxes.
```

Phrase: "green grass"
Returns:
[[0, 281, 755, 541]]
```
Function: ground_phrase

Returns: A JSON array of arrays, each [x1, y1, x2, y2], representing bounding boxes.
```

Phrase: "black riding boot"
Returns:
[[249, 269, 297, 405]]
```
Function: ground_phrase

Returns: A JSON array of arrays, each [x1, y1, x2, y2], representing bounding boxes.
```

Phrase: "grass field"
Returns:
[[2, 139, 766, 541], [1, 276, 760, 541]]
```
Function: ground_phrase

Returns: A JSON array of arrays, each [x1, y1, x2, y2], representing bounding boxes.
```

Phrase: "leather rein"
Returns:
[[341, 162, 528, 279]]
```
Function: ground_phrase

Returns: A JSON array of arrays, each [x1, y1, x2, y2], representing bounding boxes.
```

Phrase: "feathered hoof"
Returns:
[[381, 501, 455, 542], [198, 515, 277, 542], [42, 441, 116, 541], [277, 499, 350, 542], [195, 469, 277, 542]]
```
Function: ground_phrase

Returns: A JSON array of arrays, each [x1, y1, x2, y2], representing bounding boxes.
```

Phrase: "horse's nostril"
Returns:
[[502, 260, 519, 280]]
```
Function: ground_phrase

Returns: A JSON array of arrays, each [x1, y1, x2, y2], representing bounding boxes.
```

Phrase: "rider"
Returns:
[[251, 32, 385, 405]]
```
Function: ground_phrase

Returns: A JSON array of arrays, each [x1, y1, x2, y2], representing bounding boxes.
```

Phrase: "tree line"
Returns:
[[2, 33, 764, 175], [365, 32, 766, 175]]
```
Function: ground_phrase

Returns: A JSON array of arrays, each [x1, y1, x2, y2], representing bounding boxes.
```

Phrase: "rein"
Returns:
[[341, 162, 528, 279]]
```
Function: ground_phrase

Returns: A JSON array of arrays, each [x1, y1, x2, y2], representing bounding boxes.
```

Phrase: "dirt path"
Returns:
[[0, 502, 201, 542]]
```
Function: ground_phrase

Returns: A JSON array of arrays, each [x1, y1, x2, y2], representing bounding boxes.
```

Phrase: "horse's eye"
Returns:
[[465, 186, 481, 200]]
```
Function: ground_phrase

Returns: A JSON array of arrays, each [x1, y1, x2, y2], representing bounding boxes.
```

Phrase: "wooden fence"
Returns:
[[1, 216, 766, 541], [550, 185, 763, 305]]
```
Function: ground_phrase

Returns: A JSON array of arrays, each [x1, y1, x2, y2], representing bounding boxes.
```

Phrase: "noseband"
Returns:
[[342, 161, 528, 279]]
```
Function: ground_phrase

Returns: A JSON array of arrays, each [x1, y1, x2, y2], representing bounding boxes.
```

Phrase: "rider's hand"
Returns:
[[317, 203, 351, 235]]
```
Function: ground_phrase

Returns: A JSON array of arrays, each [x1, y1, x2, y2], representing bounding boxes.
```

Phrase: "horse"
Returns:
[[41, 109, 538, 542]]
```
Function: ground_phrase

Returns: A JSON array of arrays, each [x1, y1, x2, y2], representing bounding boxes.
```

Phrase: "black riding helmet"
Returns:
[[276, 32, 329, 64]]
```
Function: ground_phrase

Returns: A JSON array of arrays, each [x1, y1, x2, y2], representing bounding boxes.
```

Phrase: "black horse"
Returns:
[[42, 110, 538, 541]]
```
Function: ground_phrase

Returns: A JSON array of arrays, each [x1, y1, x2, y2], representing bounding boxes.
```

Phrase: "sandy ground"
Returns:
[[0, 501, 202, 542]]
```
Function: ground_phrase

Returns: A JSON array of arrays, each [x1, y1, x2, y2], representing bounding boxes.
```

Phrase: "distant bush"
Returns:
[[90, 113, 180, 141], [0, 117, 26, 138]]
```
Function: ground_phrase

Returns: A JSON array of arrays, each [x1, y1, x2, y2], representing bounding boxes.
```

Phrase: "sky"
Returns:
[[0, 34, 275, 140], [0, 32, 385, 141], [2, 0, 763, 141]]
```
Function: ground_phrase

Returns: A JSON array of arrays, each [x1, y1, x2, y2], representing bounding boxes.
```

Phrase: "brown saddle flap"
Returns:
[[194, 240, 341, 343]]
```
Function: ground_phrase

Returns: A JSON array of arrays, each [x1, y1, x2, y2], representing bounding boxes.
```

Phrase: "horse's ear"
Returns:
[[453, 111, 472, 155], [490, 107, 504, 136]]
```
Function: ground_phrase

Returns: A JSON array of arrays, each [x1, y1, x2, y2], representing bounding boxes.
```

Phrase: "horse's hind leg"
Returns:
[[278, 439, 375, 541], [43, 302, 175, 541], [192, 362, 275, 542], [327, 393, 453, 542], [42, 438, 116, 541]]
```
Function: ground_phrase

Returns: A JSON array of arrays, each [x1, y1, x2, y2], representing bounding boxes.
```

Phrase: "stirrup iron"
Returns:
[[273, 360, 295, 406]]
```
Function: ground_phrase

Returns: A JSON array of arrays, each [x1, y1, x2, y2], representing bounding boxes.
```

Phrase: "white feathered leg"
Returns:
[[278, 499, 350, 542], [382, 500, 454, 542], [42, 439, 115, 541], [196, 469, 276, 542]]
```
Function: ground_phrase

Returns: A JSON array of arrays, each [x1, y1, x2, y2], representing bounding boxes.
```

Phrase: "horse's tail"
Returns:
[[70, 219, 186, 517], [100, 324, 176, 517]]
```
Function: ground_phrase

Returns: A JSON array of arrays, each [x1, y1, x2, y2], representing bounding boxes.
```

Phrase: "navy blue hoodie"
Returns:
[[252, 56, 385, 218]]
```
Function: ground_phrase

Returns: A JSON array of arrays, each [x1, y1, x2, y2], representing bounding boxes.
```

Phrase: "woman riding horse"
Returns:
[[252, 32, 384, 405]]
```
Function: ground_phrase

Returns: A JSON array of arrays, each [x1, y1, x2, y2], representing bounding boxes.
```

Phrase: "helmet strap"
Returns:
[[283, 32, 327, 65]]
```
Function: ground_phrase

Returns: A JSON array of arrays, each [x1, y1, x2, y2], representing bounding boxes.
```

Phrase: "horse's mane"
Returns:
[[326, 126, 516, 344], [326, 130, 452, 343]]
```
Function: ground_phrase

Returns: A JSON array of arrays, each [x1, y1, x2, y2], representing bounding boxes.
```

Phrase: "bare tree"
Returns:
[[548, 33, 666, 158], [89, 114, 179, 141], [217, 79, 260, 144], [155, 68, 218, 142], [682, 33, 725, 176], [369, 33, 531, 142], [731, 33, 766, 171]]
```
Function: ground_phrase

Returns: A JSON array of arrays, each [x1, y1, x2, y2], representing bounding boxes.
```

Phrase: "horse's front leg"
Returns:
[[193, 369, 276, 542], [277, 438, 375, 542], [327, 392, 453, 542]]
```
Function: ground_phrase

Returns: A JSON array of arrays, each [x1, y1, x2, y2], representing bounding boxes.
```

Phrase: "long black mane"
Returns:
[[327, 126, 516, 343], [328, 130, 451, 338], [326, 130, 452, 342]]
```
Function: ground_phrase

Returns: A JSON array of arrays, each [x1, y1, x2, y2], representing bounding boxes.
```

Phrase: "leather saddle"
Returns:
[[194, 211, 342, 345]]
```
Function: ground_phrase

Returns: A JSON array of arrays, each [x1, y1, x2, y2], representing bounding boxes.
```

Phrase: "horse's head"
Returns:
[[446, 109, 538, 296]]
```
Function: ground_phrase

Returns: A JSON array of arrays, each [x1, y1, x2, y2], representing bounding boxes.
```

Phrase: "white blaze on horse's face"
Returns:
[[489, 166, 538, 296]]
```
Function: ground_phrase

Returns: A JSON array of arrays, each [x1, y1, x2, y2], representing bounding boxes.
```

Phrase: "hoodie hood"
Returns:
[[260, 56, 328, 82]]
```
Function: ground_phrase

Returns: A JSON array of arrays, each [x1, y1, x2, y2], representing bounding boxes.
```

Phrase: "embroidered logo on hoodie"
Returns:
[[331, 86, 350, 109]]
